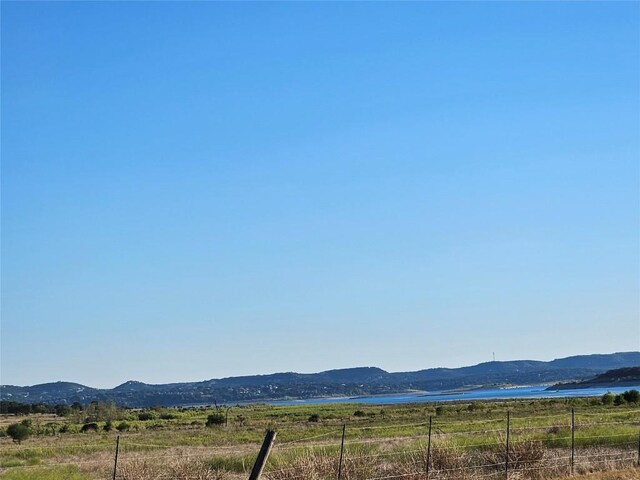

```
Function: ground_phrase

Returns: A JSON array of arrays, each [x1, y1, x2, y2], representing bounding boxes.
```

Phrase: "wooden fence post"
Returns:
[[249, 430, 277, 480], [337, 424, 346, 480], [112, 435, 120, 480]]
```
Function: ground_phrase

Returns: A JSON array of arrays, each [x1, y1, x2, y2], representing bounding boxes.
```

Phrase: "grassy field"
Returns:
[[0, 397, 638, 479]]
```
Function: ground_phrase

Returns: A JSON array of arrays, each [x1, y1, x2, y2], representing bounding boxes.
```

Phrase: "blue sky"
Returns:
[[2, 2, 639, 388]]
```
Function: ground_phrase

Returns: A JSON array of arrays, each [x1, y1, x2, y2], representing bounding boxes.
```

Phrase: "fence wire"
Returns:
[[1, 409, 639, 480]]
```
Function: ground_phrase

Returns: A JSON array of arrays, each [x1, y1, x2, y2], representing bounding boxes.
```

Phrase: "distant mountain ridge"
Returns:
[[549, 366, 640, 390], [2, 352, 639, 408]]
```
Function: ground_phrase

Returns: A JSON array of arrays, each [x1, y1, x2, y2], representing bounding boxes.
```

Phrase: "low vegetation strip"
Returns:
[[558, 469, 639, 480], [0, 395, 638, 479]]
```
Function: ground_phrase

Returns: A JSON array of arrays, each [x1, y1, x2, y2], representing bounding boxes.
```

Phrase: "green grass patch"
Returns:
[[0, 465, 90, 480]]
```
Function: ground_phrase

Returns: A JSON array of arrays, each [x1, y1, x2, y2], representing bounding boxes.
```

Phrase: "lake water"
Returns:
[[268, 385, 640, 406]]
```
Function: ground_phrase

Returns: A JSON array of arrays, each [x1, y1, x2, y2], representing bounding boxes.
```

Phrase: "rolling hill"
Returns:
[[1, 352, 638, 407]]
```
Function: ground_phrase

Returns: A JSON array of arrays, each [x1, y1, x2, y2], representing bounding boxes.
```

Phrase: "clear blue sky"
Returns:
[[2, 2, 639, 388]]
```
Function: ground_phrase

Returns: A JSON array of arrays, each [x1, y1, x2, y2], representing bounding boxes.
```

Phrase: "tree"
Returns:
[[7, 423, 30, 444], [622, 389, 640, 403], [601, 392, 614, 405], [31, 403, 49, 414], [55, 404, 72, 417]]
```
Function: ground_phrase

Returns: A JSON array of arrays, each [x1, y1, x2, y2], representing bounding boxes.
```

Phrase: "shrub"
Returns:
[[206, 413, 226, 427], [137, 411, 157, 421], [353, 410, 366, 417], [7, 423, 30, 444], [308, 413, 320, 422], [116, 421, 130, 432], [80, 422, 99, 433], [104, 420, 113, 432], [613, 394, 626, 406], [44, 422, 58, 435]]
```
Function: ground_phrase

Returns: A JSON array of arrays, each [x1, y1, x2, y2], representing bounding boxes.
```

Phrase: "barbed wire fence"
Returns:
[[0, 409, 639, 479], [262, 409, 640, 480]]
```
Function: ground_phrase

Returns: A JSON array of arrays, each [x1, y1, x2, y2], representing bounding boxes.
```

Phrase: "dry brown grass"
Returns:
[[557, 468, 639, 479], [0, 414, 59, 428], [262, 444, 637, 480], [115, 457, 232, 480]]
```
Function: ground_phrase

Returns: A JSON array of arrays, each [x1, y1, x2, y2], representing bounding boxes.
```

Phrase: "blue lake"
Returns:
[[268, 385, 640, 406]]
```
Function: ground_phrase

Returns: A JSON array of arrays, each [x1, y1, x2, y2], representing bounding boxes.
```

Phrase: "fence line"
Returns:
[[264, 410, 640, 480], [1, 409, 639, 480]]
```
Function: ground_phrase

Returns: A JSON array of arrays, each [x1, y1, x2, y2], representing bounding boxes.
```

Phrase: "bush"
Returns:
[[7, 423, 30, 444], [613, 394, 626, 406], [44, 422, 58, 435], [116, 421, 130, 432], [308, 413, 320, 422], [104, 420, 113, 432], [206, 413, 226, 427], [137, 411, 157, 421], [353, 410, 366, 417], [80, 422, 99, 433]]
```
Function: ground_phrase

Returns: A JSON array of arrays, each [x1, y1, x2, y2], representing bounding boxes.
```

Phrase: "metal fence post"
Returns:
[[505, 411, 510, 480], [570, 408, 575, 475], [112, 435, 120, 480], [425, 415, 432, 479], [337, 424, 346, 480]]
